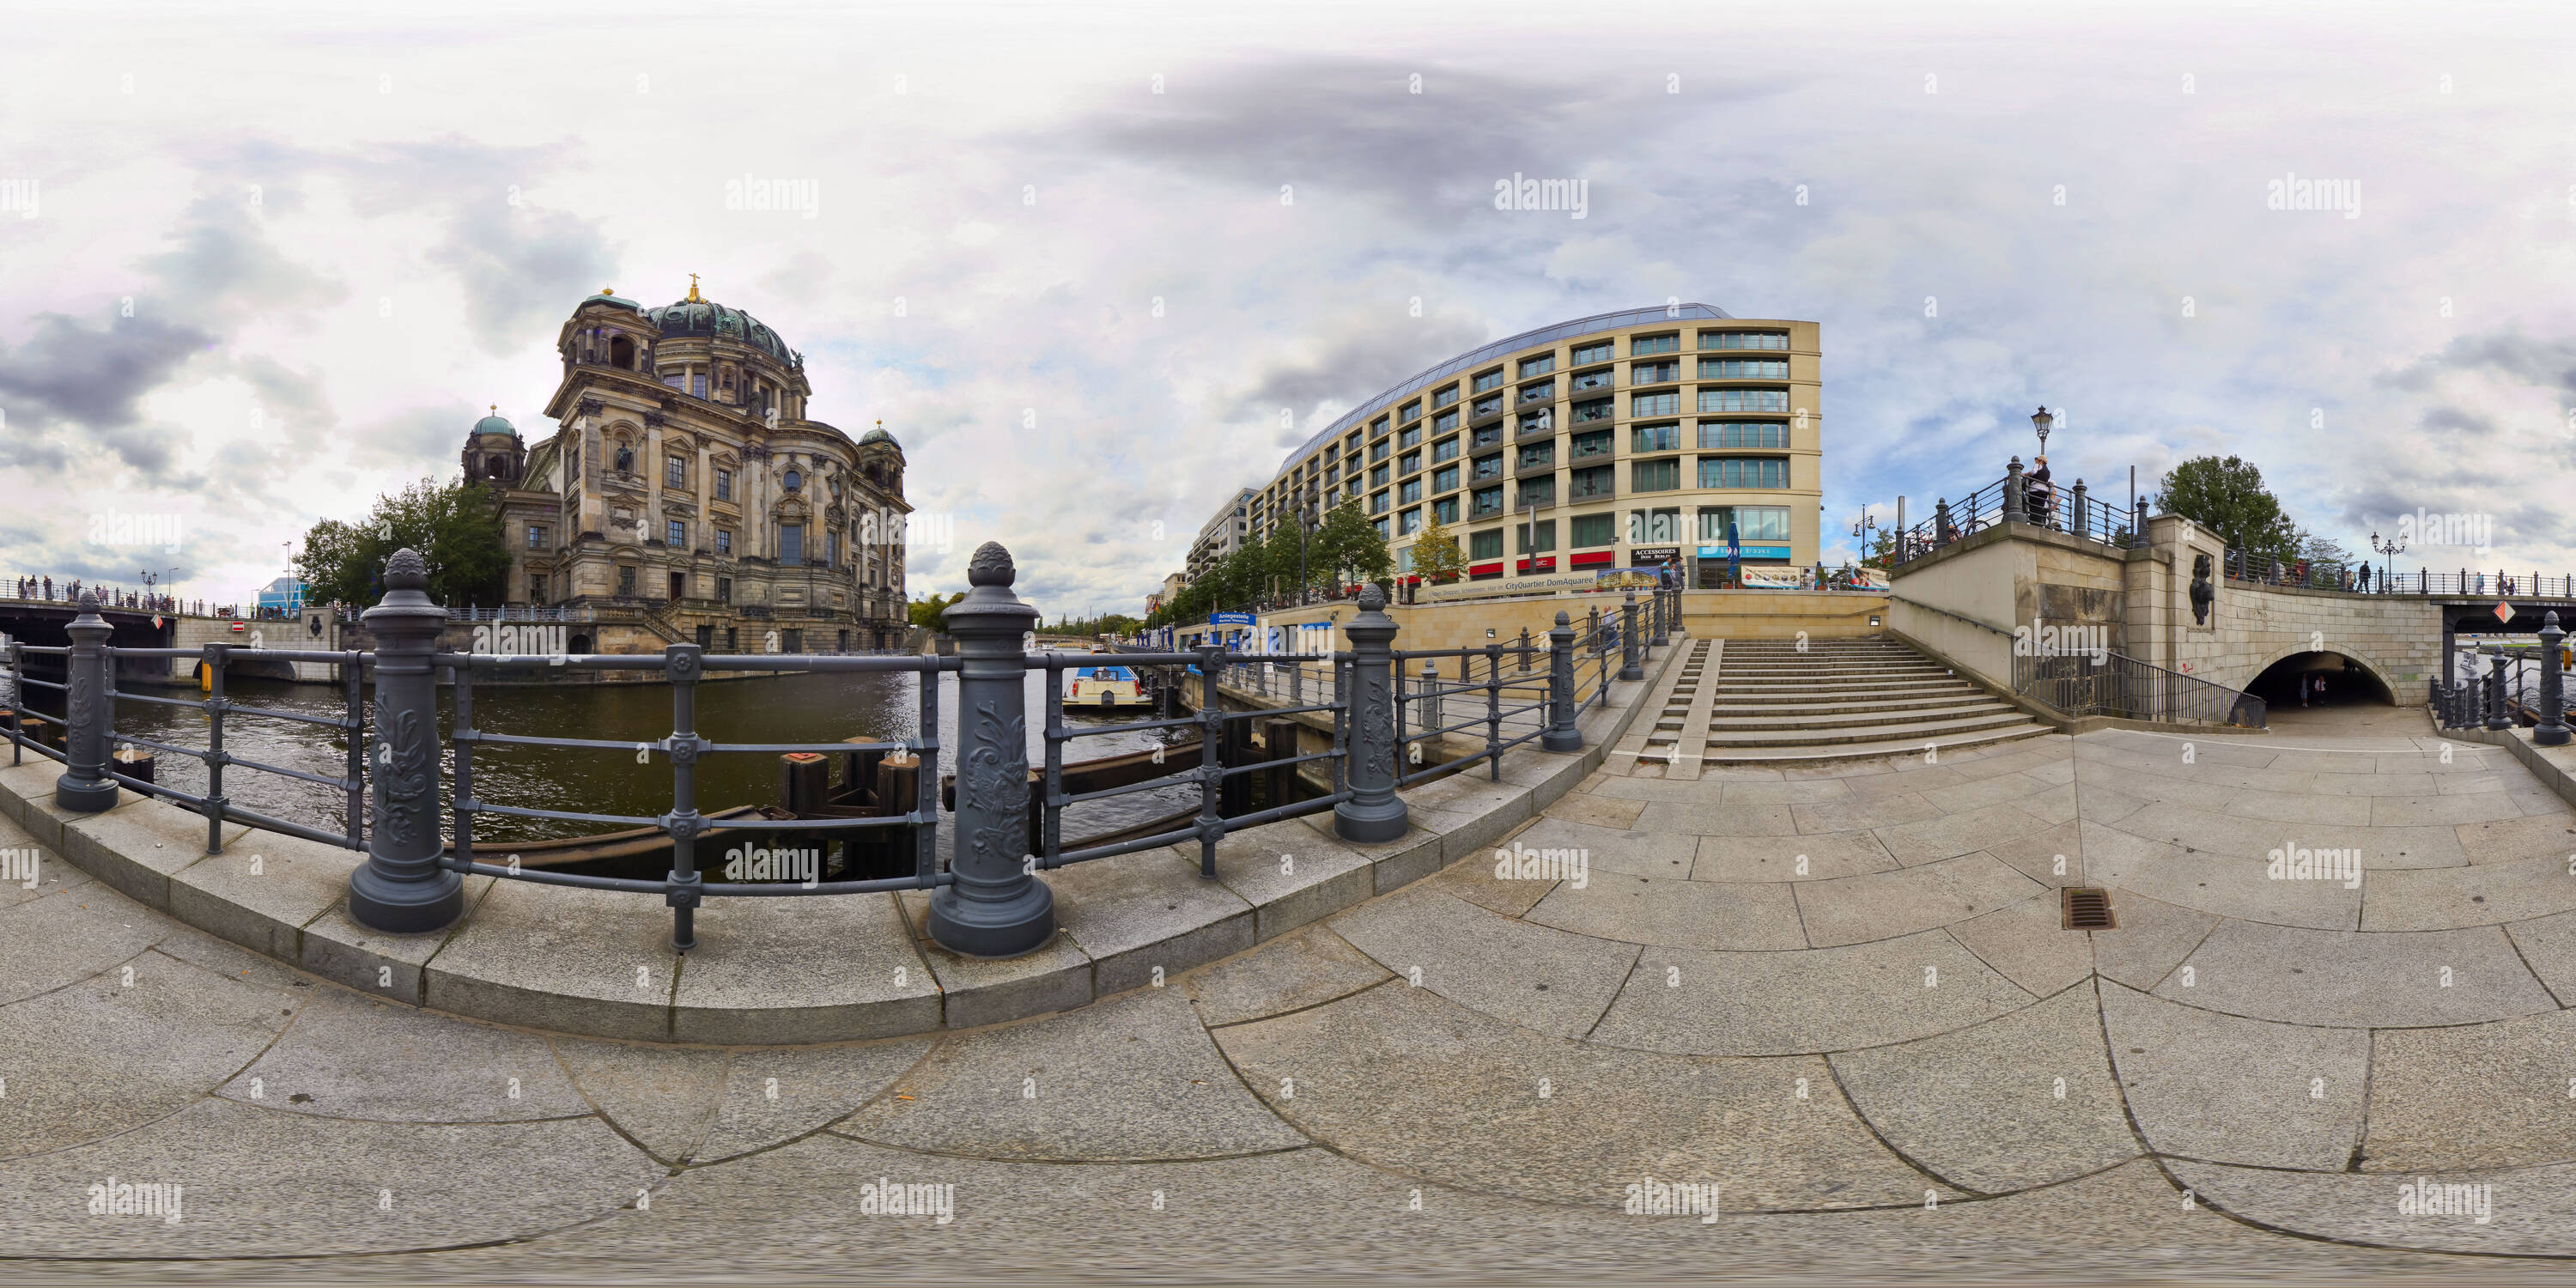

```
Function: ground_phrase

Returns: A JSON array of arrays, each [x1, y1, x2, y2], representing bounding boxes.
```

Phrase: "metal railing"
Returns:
[[2238, 556, 2576, 598], [1890, 458, 2148, 568], [7, 545, 1664, 959], [2014, 650, 2267, 729]]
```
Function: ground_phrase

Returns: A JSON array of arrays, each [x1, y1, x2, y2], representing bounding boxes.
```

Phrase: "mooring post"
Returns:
[[2537, 612, 2570, 746], [1334, 584, 1408, 843], [927, 543, 1055, 957], [1544, 610, 1582, 751], [53, 592, 118, 812], [346, 550, 466, 933], [1619, 591, 1643, 682]]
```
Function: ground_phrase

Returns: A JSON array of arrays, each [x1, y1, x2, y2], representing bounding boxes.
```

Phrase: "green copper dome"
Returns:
[[646, 283, 802, 369], [471, 409, 517, 438]]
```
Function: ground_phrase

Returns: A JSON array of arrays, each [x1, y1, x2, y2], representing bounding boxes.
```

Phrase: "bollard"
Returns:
[[346, 550, 466, 933], [54, 592, 118, 812], [1421, 659, 1441, 744], [1619, 591, 1643, 682], [2486, 650, 2510, 732], [2539, 612, 2570, 746], [1649, 586, 1669, 647], [927, 543, 1055, 957], [2005, 456, 2025, 525], [2069, 479, 2089, 540], [1334, 584, 1409, 843], [1543, 610, 1582, 751]]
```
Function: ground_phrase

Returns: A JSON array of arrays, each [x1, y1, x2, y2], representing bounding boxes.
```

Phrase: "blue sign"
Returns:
[[1210, 611, 1255, 626], [1698, 545, 1792, 560]]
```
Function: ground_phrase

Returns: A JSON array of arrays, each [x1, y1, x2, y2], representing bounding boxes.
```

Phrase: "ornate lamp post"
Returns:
[[2031, 405, 2054, 455], [1850, 507, 1879, 580], [2371, 531, 2406, 594]]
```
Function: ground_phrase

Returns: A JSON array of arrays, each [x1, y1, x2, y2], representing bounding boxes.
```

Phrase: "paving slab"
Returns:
[[2505, 908, 2576, 1003], [1692, 829, 1899, 883], [2082, 821, 2360, 931], [2361, 852, 2576, 931], [668, 893, 941, 1043], [1720, 778, 1856, 805], [2099, 981, 2366, 1171], [1509, 815, 1697, 880], [1180, 923, 1393, 1028], [2458, 813, 2576, 866], [1634, 799, 1801, 838], [297, 879, 494, 1006], [0, 878, 164, 1006], [553, 1036, 729, 1163], [696, 1037, 934, 1163], [836, 988, 1303, 1161], [0, 760, 124, 854], [421, 878, 678, 1041], [1540, 791, 1647, 829], [164, 830, 353, 963], [2372, 793, 2527, 827], [1947, 891, 2095, 996], [2169, 1157, 2576, 1257], [2088, 892, 2219, 992], [1790, 793, 1944, 834], [0, 1097, 655, 1258], [2154, 921, 2554, 1027], [1828, 983, 2137, 1193], [1292, 811, 1444, 895], [1793, 851, 2045, 948], [1870, 802, 2057, 867], [55, 797, 240, 912], [216, 987, 584, 1123], [895, 890, 1097, 1028], [1216, 980, 1950, 1211], [1917, 772, 2059, 815], [0, 945, 295, 1158], [1205, 823, 1375, 941], [1045, 848, 1253, 997], [1981, 819, 2083, 886], [1328, 884, 1637, 1039], [1527, 870, 1805, 951], [1589, 928, 2034, 1057], [2362, 1008, 2576, 1173]]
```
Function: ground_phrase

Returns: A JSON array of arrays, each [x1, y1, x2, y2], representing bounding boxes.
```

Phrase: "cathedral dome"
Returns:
[[860, 425, 897, 446], [471, 407, 518, 440], [645, 278, 801, 368]]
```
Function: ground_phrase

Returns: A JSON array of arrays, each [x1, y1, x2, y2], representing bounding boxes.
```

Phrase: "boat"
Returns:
[[443, 804, 789, 872], [1067, 661, 1149, 710]]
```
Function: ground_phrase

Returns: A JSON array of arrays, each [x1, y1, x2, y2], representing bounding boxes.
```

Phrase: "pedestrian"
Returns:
[[42, 576, 52, 600], [2026, 455, 2055, 526]]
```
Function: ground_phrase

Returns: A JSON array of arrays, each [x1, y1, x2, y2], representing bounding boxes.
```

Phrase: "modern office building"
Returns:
[[1242, 305, 1821, 592], [1186, 488, 1256, 582]]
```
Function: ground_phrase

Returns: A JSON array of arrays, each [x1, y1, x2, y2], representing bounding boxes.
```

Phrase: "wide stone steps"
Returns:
[[1698, 635, 2052, 762]]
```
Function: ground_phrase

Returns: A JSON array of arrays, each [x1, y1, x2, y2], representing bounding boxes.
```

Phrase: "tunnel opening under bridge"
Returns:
[[2245, 650, 2395, 712]]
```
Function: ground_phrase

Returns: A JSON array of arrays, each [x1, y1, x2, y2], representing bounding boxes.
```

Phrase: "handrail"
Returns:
[[1884, 594, 2016, 638]]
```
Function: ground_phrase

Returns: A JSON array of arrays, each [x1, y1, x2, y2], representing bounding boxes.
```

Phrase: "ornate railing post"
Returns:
[[1619, 591, 1643, 681], [1334, 584, 1408, 843], [1543, 610, 1582, 752], [2069, 479, 2089, 541], [1934, 497, 1953, 544], [1650, 585, 1670, 647], [347, 550, 465, 933], [2004, 456, 2025, 525], [2538, 612, 2569, 746], [200, 641, 230, 854], [662, 642, 709, 951], [2486, 649, 2510, 732], [54, 592, 118, 811], [927, 543, 1054, 957]]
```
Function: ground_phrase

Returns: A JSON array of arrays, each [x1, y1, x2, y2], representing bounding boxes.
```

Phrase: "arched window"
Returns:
[[609, 335, 635, 368], [783, 467, 802, 492]]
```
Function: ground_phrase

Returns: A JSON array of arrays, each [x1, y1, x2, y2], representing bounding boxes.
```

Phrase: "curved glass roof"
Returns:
[[1276, 303, 1736, 469]]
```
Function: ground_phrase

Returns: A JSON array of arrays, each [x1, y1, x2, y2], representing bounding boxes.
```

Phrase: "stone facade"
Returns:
[[470, 283, 912, 654]]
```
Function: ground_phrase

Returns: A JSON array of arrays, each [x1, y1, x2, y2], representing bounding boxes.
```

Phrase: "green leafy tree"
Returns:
[[294, 477, 511, 609], [1412, 513, 1465, 584], [2159, 456, 2300, 565], [1861, 527, 1898, 569], [1312, 501, 1391, 589], [908, 591, 966, 634]]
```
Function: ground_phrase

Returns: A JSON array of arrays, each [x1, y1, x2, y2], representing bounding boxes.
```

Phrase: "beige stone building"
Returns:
[[463, 281, 912, 654]]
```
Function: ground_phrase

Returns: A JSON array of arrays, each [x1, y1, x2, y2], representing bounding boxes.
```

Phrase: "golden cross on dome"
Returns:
[[685, 273, 703, 303]]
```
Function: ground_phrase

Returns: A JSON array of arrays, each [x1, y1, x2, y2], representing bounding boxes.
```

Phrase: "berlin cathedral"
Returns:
[[459, 279, 913, 653]]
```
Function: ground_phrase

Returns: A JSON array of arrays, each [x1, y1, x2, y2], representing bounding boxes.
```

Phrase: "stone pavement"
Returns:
[[9, 700, 2576, 1282]]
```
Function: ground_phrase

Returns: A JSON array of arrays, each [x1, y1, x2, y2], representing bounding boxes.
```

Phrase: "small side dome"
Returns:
[[583, 286, 641, 311], [471, 405, 519, 440], [860, 419, 897, 447]]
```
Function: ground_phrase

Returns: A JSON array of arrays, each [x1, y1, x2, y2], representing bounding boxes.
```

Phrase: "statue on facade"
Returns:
[[2190, 553, 2215, 626]]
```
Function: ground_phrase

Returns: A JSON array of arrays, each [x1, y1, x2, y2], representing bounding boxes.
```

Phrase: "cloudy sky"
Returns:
[[3, 1, 2571, 612]]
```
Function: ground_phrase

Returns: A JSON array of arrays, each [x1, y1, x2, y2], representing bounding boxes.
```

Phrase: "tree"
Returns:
[[1312, 501, 1391, 589], [1861, 527, 1898, 569], [2158, 456, 2300, 565], [1411, 513, 1465, 584], [294, 477, 511, 609]]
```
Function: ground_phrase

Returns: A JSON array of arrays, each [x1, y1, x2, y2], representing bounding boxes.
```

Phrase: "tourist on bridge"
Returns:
[[2026, 455, 2056, 527]]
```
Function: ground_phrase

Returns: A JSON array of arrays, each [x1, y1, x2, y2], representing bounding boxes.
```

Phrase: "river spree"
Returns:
[[12, 668, 1194, 850]]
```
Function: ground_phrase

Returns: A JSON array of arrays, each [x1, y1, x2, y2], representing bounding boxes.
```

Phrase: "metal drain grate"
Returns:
[[2063, 887, 2116, 930]]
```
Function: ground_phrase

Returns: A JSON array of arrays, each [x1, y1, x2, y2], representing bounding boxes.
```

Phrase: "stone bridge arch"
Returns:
[[2231, 641, 2403, 706]]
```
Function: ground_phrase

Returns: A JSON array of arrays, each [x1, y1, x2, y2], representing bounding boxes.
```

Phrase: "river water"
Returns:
[[9, 668, 1199, 851]]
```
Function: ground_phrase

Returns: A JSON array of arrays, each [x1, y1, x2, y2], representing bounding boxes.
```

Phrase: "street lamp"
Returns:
[[2371, 531, 2407, 594], [1850, 507, 1880, 578], [2031, 405, 2054, 455]]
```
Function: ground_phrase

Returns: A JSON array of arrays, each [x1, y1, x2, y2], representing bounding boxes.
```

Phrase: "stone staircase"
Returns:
[[1699, 636, 2051, 763]]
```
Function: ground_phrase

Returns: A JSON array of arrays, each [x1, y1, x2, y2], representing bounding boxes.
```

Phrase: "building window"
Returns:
[[1519, 354, 1555, 378], [1699, 457, 1789, 489], [1431, 437, 1461, 465], [1400, 478, 1423, 504], [1518, 519, 1558, 553], [1571, 513, 1617, 547], [1373, 518, 1389, 539], [780, 524, 804, 565], [1370, 491, 1389, 514], [827, 531, 841, 566], [715, 468, 732, 501], [1631, 333, 1679, 355], [1517, 477, 1556, 508], [1699, 421, 1789, 450], [1400, 425, 1423, 449], [716, 528, 732, 554], [666, 456, 687, 487], [1519, 380, 1555, 404], [1699, 357, 1789, 380], [697, 624, 714, 648], [617, 565, 637, 596], [1472, 394, 1504, 418], [1571, 465, 1614, 499], [1701, 330, 1790, 350], [1371, 465, 1390, 487], [1632, 422, 1681, 453], [1431, 465, 1460, 495], [1433, 496, 1459, 524], [1571, 397, 1613, 424], [1432, 410, 1458, 434], [1371, 415, 1390, 437], [1699, 388, 1790, 413], [526, 524, 548, 549], [667, 519, 687, 546], [726, 626, 738, 651], [1518, 408, 1554, 434], [1632, 392, 1680, 417], [1571, 340, 1613, 366], [1399, 508, 1422, 535], [1432, 385, 1458, 409], [1400, 451, 1422, 476], [1631, 360, 1678, 385], [1629, 507, 1682, 544], [1400, 399, 1421, 422], [1570, 368, 1614, 392], [527, 574, 547, 604], [716, 576, 732, 601], [1469, 528, 1504, 559], [1472, 368, 1505, 393], [1470, 485, 1503, 517], [690, 372, 708, 398], [1472, 452, 1504, 480], [1631, 459, 1681, 492], [1704, 505, 1792, 542], [783, 467, 802, 491]]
